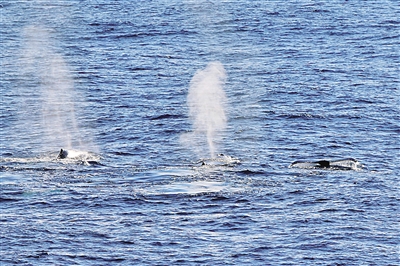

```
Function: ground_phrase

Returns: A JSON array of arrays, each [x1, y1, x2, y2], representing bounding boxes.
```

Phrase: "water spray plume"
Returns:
[[186, 61, 227, 158], [20, 25, 88, 152]]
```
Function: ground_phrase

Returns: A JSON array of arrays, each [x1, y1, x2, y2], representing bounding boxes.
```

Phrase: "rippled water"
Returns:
[[1, 0, 399, 265]]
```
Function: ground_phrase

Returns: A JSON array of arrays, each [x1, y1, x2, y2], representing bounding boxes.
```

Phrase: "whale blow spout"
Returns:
[[57, 149, 68, 159], [186, 61, 227, 158]]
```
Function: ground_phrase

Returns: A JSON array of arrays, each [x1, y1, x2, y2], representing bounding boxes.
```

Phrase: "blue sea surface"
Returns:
[[1, 0, 399, 265]]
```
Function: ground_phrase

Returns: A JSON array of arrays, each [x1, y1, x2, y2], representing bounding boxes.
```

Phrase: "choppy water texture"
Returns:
[[1, 1, 399, 265]]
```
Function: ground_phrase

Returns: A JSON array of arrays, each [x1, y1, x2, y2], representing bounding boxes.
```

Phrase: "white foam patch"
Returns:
[[197, 154, 240, 167]]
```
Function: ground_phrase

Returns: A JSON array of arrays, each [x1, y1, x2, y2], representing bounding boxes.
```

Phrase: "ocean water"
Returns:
[[1, 0, 399, 265]]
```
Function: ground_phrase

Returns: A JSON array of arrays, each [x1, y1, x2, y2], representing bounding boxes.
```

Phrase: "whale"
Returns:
[[57, 149, 69, 159], [313, 160, 330, 168], [56, 149, 102, 165], [290, 158, 361, 170]]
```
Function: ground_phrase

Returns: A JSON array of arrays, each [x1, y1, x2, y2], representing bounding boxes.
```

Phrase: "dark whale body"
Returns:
[[315, 160, 330, 168], [290, 158, 361, 170], [57, 149, 68, 159]]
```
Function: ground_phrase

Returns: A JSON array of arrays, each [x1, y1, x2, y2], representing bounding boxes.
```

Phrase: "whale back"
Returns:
[[57, 149, 68, 159], [290, 158, 361, 170]]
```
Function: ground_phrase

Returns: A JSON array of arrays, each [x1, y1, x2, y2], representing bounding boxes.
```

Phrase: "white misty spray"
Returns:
[[21, 25, 84, 151], [186, 61, 227, 158]]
